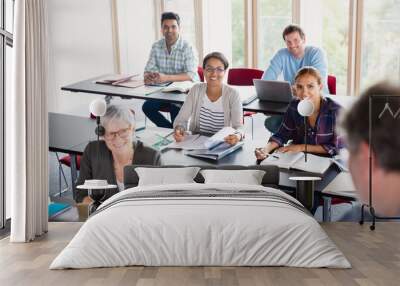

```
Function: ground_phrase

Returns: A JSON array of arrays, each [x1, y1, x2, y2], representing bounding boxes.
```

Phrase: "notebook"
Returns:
[[261, 151, 333, 174], [185, 141, 244, 160]]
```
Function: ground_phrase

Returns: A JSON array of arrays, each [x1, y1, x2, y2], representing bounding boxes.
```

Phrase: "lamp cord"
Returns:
[[304, 117, 308, 162]]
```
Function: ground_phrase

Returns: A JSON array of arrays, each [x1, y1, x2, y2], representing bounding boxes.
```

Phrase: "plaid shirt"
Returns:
[[269, 97, 344, 156], [144, 37, 199, 81]]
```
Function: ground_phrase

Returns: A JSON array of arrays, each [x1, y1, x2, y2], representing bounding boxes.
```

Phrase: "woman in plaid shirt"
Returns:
[[255, 66, 344, 160]]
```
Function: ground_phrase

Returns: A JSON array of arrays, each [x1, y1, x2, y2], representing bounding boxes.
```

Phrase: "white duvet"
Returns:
[[50, 183, 350, 269]]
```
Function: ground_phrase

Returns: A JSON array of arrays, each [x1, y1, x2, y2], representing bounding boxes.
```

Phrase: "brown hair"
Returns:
[[294, 66, 322, 85], [282, 24, 305, 40], [340, 82, 400, 171]]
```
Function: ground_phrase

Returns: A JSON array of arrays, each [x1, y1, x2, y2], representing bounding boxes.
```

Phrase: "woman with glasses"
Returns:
[[173, 52, 244, 145], [76, 105, 161, 204]]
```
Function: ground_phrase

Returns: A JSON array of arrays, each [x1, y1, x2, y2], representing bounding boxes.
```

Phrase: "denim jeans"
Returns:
[[142, 100, 181, 128]]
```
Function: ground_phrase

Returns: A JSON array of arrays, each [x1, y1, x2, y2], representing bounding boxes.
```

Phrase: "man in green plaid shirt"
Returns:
[[143, 12, 199, 128]]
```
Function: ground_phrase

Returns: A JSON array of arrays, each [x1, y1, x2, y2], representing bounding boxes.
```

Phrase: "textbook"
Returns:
[[95, 74, 144, 88], [186, 141, 244, 160], [260, 151, 333, 174], [162, 81, 195, 93]]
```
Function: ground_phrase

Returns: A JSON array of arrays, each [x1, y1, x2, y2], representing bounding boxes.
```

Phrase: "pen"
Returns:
[[157, 131, 174, 145], [255, 148, 279, 159], [266, 153, 279, 159]]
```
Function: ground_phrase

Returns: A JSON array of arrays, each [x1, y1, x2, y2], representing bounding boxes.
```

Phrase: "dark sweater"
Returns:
[[76, 140, 161, 203]]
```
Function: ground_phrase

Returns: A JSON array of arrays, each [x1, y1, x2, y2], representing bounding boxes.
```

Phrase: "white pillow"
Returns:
[[200, 169, 266, 185], [135, 167, 201, 186]]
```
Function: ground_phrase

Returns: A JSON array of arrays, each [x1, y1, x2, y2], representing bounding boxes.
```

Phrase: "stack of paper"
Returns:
[[163, 81, 195, 93], [166, 127, 237, 150]]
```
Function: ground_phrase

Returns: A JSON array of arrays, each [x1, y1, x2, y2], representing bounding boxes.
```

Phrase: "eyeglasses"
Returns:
[[205, 67, 225, 74], [104, 127, 132, 140]]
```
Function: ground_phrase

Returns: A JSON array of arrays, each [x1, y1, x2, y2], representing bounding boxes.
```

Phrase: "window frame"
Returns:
[[1, 0, 14, 230], [240, 0, 365, 96]]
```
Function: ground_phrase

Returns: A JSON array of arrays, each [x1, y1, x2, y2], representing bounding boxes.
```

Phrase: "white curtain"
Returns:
[[8, 0, 49, 242]]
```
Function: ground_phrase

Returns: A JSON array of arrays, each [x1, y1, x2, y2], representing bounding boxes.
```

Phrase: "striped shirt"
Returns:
[[144, 37, 199, 81], [199, 94, 225, 134], [269, 97, 344, 156]]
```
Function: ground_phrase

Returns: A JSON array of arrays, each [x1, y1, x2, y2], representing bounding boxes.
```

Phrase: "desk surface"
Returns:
[[48, 112, 96, 154], [49, 111, 265, 166], [62, 76, 287, 115], [62, 76, 356, 115], [61, 76, 188, 104], [49, 112, 342, 192]]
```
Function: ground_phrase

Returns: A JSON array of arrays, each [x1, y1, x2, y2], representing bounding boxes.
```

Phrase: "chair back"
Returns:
[[327, 75, 336, 95], [227, 68, 264, 86], [197, 66, 204, 82]]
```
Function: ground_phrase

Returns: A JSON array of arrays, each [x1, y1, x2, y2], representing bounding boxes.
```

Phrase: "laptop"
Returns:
[[253, 79, 293, 103]]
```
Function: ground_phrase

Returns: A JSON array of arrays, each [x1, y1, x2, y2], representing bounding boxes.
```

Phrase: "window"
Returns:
[[163, 0, 197, 49], [231, 0, 245, 67], [360, 0, 400, 91], [257, 0, 292, 69], [321, 0, 350, 95], [1, 0, 14, 230], [5, 0, 13, 33]]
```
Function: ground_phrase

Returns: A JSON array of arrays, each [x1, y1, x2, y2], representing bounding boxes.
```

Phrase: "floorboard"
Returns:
[[0, 222, 399, 286]]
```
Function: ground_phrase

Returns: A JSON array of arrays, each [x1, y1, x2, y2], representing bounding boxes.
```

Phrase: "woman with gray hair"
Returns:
[[76, 104, 161, 204]]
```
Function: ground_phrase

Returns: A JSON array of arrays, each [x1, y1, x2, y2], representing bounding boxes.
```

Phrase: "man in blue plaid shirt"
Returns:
[[142, 12, 199, 128]]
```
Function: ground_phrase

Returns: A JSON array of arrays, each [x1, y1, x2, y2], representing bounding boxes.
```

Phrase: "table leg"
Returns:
[[69, 154, 78, 201], [105, 95, 112, 104], [296, 180, 315, 211], [322, 196, 332, 222]]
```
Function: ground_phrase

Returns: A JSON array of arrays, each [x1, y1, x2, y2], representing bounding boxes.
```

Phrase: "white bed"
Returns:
[[50, 183, 350, 269]]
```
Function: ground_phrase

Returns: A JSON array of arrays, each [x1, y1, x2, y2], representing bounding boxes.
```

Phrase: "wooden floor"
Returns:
[[0, 222, 399, 286]]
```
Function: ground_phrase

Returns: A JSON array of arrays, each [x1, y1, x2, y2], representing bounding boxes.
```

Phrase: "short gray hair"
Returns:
[[340, 82, 400, 171], [101, 104, 135, 130]]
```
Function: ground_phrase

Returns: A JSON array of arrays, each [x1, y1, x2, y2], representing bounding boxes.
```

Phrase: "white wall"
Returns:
[[300, 0, 323, 47], [47, 0, 115, 116], [47, 0, 158, 117], [117, 0, 156, 75], [202, 0, 232, 63]]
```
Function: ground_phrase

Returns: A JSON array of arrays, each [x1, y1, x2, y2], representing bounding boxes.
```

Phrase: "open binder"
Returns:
[[260, 151, 334, 174]]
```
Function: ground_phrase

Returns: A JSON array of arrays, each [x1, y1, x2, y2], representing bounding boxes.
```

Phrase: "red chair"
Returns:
[[327, 75, 336, 95], [197, 66, 204, 82], [227, 68, 264, 139], [227, 68, 264, 86], [56, 153, 82, 196]]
